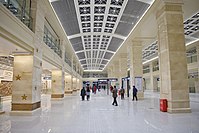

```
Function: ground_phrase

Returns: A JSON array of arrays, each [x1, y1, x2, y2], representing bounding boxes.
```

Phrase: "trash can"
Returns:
[[160, 99, 167, 112]]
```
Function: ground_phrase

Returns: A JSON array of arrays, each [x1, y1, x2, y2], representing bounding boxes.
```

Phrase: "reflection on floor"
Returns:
[[0, 91, 199, 133]]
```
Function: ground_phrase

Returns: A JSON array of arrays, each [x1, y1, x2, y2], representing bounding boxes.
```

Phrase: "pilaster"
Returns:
[[51, 69, 65, 99], [156, 0, 191, 113], [128, 41, 144, 99], [11, 55, 42, 112], [196, 44, 199, 93]]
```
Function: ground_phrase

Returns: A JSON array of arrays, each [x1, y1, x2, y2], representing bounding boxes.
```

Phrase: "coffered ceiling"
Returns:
[[49, 0, 151, 71]]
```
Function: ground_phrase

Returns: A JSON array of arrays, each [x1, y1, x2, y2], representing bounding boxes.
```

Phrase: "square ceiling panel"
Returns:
[[111, 0, 124, 6], [77, 52, 85, 60], [78, 0, 90, 5], [109, 7, 121, 15], [81, 16, 91, 22], [79, 7, 90, 14], [95, 0, 107, 4], [94, 6, 106, 14], [107, 16, 117, 22], [105, 23, 115, 28], [70, 37, 84, 51], [107, 37, 123, 52], [94, 22, 103, 27], [80, 60, 87, 64], [94, 15, 104, 21], [104, 52, 113, 60], [101, 60, 108, 64], [82, 23, 91, 28], [51, 0, 80, 36]]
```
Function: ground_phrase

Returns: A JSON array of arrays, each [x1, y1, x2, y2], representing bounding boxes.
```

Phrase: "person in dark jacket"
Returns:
[[120, 87, 125, 100], [132, 85, 138, 101], [86, 86, 91, 101], [112, 86, 118, 106], [80, 87, 86, 101]]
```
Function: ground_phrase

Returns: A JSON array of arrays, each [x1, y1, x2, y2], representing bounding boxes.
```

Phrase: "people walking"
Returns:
[[80, 87, 86, 101], [132, 85, 138, 101], [112, 86, 118, 106], [86, 86, 91, 101], [120, 87, 125, 100]]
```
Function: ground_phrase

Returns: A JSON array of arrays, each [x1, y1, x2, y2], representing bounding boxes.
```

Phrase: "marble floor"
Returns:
[[0, 91, 199, 133]]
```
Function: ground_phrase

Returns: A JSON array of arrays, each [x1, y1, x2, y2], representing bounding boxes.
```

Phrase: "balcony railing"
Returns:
[[187, 54, 197, 64], [64, 53, 71, 67], [1, 0, 33, 30], [43, 26, 62, 58]]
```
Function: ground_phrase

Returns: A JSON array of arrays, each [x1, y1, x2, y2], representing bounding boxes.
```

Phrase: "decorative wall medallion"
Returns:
[[15, 75, 21, 80], [21, 94, 27, 100]]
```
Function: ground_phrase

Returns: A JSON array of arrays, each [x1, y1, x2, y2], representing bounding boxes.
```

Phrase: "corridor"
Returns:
[[0, 91, 199, 133]]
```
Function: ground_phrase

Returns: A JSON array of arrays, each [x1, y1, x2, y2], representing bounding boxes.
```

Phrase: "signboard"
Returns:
[[0, 70, 13, 81], [134, 77, 142, 91], [98, 78, 118, 82]]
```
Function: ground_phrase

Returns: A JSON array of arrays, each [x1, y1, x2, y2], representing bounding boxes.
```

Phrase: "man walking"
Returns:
[[112, 86, 118, 106], [132, 85, 138, 101]]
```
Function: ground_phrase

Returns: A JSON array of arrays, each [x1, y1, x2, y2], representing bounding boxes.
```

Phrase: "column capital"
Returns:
[[160, 0, 183, 4], [156, 0, 183, 19]]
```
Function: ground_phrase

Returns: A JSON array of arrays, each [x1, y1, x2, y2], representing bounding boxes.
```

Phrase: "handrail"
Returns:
[[1, 0, 33, 30]]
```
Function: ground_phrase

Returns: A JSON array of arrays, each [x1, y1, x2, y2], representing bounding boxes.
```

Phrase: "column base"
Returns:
[[167, 100, 191, 113], [51, 94, 64, 98], [65, 90, 73, 95], [72, 89, 79, 96], [11, 101, 41, 111], [167, 108, 191, 113], [137, 92, 144, 100], [10, 108, 41, 116]]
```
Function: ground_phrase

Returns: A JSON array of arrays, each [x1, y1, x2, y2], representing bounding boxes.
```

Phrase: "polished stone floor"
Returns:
[[0, 90, 199, 133]]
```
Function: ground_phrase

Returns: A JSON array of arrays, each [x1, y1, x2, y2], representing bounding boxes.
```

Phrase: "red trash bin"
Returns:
[[160, 99, 167, 112]]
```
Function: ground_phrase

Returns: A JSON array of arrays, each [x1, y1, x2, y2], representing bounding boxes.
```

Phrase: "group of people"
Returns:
[[80, 85, 98, 101], [80, 84, 138, 106], [80, 86, 91, 101], [111, 85, 138, 106]]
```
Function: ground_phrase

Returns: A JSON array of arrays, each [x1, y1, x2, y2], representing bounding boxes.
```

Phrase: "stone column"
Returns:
[[65, 74, 73, 95], [156, 0, 191, 113], [196, 44, 199, 93], [12, 55, 42, 112], [11, 0, 44, 113], [128, 41, 144, 99], [72, 76, 77, 93], [71, 56, 75, 92], [112, 61, 119, 87], [108, 66, 113, 78], [119, 54, 128, 89], [51, 69, 65, 98], [149, 62, 158, 92]]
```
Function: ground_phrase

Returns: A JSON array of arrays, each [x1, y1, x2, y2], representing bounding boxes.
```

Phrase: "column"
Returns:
[[72, 76, 77, 93], [128, 41, 144, 99], [156, 0, 191, 113], [196, 44, 199, 93], [119, 54, 128, 89], [112, 61, 119, 87], [12, 55, 42, 112], [108, 66, 113, 78], [65, 74, 73, 94], [51, 69, 65, 98], [149, 62, 158, 92]]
